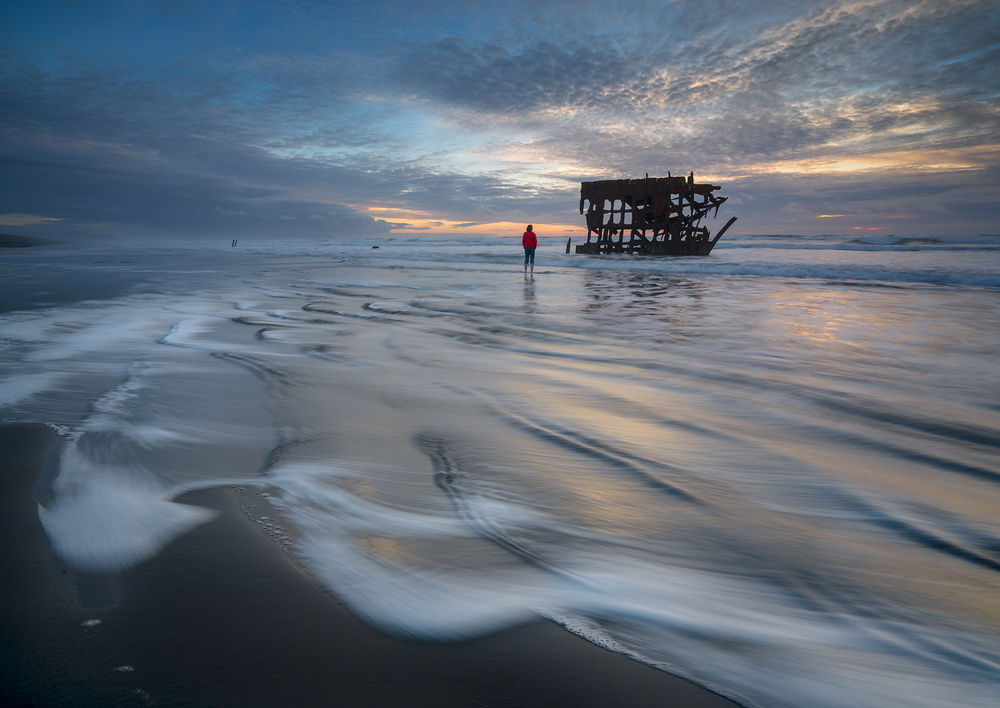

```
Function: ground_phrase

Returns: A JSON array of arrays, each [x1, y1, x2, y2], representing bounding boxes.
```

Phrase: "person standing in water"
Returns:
[[522, 224, 537, 275]]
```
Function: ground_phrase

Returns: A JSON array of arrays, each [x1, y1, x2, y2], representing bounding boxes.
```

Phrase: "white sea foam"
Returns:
[[297, 536, 554, 639], [38, 484, 216, 574], [269, 463, 489, 539], [158, 316, 225, 348], [0, 372, 63, 407], [24, 309, 161, 362]]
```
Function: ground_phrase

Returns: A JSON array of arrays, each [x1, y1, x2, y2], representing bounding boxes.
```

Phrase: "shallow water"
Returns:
[[2, 234, 999, 707]]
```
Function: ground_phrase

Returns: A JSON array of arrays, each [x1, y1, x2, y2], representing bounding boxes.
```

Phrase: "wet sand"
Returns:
[[0, 423, 738, 707]]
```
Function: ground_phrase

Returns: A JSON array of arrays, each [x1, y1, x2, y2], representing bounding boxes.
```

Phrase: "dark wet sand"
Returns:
[[0, 423, 738, 707]]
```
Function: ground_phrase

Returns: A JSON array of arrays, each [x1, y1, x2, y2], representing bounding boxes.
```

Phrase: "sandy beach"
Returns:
[[0, 422, 737, 707]]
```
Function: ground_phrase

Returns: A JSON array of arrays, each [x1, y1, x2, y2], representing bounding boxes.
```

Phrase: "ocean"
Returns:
[[2, 232, 998, 707]]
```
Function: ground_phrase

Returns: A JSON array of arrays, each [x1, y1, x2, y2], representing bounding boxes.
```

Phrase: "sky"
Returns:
[[2, 0, 998, 241]]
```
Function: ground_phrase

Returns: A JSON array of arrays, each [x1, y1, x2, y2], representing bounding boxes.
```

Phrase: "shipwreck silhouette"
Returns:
[[577, 173, 737, 255]]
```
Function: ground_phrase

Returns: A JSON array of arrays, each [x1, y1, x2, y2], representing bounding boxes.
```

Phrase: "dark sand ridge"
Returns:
[[0, 424, 738, 707]]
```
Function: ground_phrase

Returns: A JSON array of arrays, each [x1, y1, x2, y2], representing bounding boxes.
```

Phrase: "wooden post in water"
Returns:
[[566, 237, 571, 254]]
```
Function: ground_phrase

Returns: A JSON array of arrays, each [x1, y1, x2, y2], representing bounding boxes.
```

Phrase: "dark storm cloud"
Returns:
[[396, 0, 1000, 159], [398, 37, 641, 115], [0, 45, 396, 238], [0, 30, 562, 238], [722, 166, 1000, 235]]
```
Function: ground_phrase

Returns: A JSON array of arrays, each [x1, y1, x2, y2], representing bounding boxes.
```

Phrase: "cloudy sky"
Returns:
[[2, 0, 998, 241]]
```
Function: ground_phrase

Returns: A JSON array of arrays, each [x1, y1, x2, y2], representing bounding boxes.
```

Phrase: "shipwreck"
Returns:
[[576, 173, 737, 256]]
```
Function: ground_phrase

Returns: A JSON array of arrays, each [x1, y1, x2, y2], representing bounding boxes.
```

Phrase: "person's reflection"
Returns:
[[522, 277, 536, 312]]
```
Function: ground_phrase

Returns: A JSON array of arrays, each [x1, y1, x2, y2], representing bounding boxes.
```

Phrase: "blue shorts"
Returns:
[[524, 247, 536, 264]]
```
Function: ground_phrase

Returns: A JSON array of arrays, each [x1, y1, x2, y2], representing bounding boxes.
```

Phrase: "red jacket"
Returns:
[[522, 230, 537, 248]]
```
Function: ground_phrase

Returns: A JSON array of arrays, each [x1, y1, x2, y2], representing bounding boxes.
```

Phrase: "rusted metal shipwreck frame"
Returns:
[[577, 173, 737, 255]]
